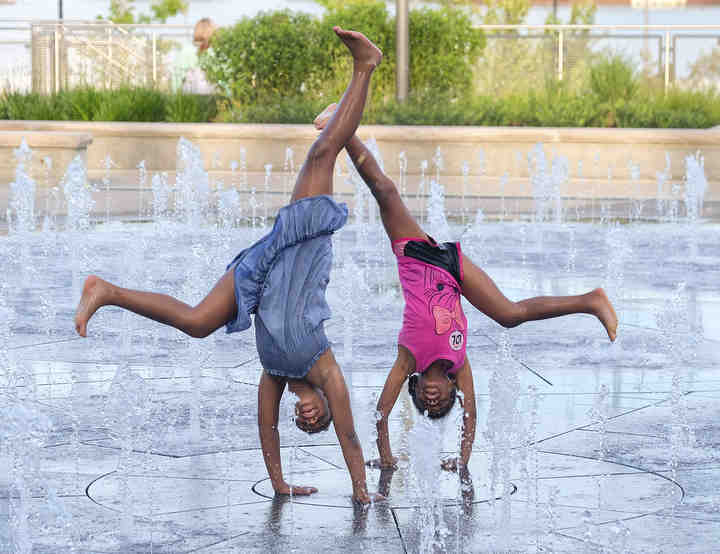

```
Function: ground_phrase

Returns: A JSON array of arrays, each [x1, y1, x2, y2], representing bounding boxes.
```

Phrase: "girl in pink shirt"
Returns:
[[315, 105, 618, 475]]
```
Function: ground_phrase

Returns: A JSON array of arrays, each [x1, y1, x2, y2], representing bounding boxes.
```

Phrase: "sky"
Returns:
[[2, 0, 720, 26]]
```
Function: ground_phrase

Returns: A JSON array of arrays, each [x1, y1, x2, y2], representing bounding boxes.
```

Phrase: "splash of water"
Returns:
[[104, 364, 150, 541], [683, 152, 707, 223], [218, 186, 241, 230], [462, 208, 487, 267], [398, 151, 408, 199], [628, 158, 643, 221], [176, 137, 210, 226], [426, 180, 452, 242], [486, 331, 521, 550], [238, 147, 249, 188], [608, 519, 631, 553], [521, 385, 541, 551], [346, 138, 385, 228], [62, 155, 94, 234], [603, 222, 631, 310], [137, 160, 147, 221], [8, 139, 35, 235], [103, 154, 114, 225], [151, 172, 171, 224], [460, 161, 470, 225], [408, 415, 449, 553], [418, 159, 428, 223], [263, 164, 272, 226], [3, 399, 52, 554], [529, 143, 567, 224], [657, 283, 697, 453], [283, 147, 295, 199], [341, 256, 363, 366]]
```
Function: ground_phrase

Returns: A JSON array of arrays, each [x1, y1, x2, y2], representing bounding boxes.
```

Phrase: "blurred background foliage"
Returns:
[[101, 0, 189, 24], [2, 0, 718, 126], [201, 1, 485, 121]]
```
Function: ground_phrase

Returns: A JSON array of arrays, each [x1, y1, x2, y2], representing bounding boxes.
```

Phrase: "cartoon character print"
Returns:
[[423, 266, 465, 337]]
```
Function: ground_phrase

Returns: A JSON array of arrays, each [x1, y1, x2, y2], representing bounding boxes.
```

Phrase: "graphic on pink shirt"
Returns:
[[432, 300, 464, 335], [423, 266, 465, 336]]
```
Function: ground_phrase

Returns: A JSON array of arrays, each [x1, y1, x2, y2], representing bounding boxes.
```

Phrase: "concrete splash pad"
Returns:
[[1, 215, 720, 552]]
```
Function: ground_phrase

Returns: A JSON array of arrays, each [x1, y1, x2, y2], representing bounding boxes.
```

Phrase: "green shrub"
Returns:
[[617, 87, 720, 128], [314, 1, 396, 116], [0, 92, 69, 120], [590, 56, 638, 104], [96, 88, 167, 121], [201, 2, 485, 117], [1, 77, 718, 127], [0, 88, 220, 122], [376, 94, 478, 125], [217, 95, 326, 124], [320, 2, 484, 105], [202, 11, 326, 104], [589, 55, 638, 126], [166, 91, 218, 123], [406, 7, 485, 98], [67, 87, 103, 120], [533, 81, 600, 127]]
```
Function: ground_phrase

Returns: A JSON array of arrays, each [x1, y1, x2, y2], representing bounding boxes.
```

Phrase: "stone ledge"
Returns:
[[1, 121, 718, 201], [0, 130, 93, 187], [0, 130, 93, 150], [1, 120, 718, 145]]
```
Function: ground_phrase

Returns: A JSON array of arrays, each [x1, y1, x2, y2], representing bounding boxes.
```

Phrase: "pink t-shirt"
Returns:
[[393, 238, 467, 374]]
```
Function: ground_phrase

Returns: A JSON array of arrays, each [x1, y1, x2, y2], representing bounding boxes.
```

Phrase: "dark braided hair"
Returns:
[[407, 373, 457, 419], [295, 412, 332, 434]]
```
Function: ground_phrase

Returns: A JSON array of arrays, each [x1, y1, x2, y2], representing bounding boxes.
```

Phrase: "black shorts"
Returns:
[[402, 237, 463, 285]]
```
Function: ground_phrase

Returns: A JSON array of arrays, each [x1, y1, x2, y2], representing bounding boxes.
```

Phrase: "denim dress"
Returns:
[[225, 195, 348, 378]]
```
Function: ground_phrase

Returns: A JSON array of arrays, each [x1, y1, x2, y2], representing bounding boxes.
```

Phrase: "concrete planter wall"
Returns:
[[0, 130, 93, 185], [1, 121, 719, 217]]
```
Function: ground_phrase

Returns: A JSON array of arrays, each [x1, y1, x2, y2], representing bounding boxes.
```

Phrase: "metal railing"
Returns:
[[1, 20, 720, 94], [475, 24, 720, 92], [1, 20, 195, 93]]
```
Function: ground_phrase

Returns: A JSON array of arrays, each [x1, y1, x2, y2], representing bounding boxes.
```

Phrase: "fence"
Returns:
[[1, 20, 720, 94], [0, 20, 196, 94], [476, 24, 720, 94]]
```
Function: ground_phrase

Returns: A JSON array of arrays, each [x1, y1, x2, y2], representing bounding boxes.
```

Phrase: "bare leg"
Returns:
[[290, 27, 382, 203], [74, 271, 237, 338], [304, 348, 373, 504], [461, 255, 618, 341], [318, 121, 618, 340], [314, 105, 424, 242], [315, 105, 422, 241], [74, 28, 381, 340], [347, 136, 427, 242], [316, 109, 619, 340]]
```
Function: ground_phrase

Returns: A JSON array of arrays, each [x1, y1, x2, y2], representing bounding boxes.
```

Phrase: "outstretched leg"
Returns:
[[290, 27, 382, 202], [316, 109, 618, 341], [314, 105, 423, 242], [74, 271, 237, 338], [461, 255, 618, 341]]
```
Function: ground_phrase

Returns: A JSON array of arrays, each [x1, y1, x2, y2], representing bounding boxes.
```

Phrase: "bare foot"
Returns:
[[275, 483, 318, 496], [333, 26, 383, 68], [314, 102, 338, 130], [75, 275, 112, 337], [590, 288, 618, 342]]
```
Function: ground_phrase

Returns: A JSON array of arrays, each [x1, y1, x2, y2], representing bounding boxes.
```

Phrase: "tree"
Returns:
[[102, 0, 188, 24]]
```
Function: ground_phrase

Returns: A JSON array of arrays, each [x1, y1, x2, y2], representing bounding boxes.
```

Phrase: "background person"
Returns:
[[173, 17, 218, 94]]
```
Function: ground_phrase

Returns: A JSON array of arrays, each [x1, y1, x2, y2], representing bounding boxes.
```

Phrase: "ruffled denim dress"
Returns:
[[225, 195, 348, 378]]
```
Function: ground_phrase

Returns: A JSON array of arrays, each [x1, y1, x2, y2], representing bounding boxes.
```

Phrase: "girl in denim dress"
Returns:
[[75, 27, 383, 505]]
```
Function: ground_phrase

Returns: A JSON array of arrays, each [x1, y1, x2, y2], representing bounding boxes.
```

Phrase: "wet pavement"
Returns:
[[1, 216, 720, 553]]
